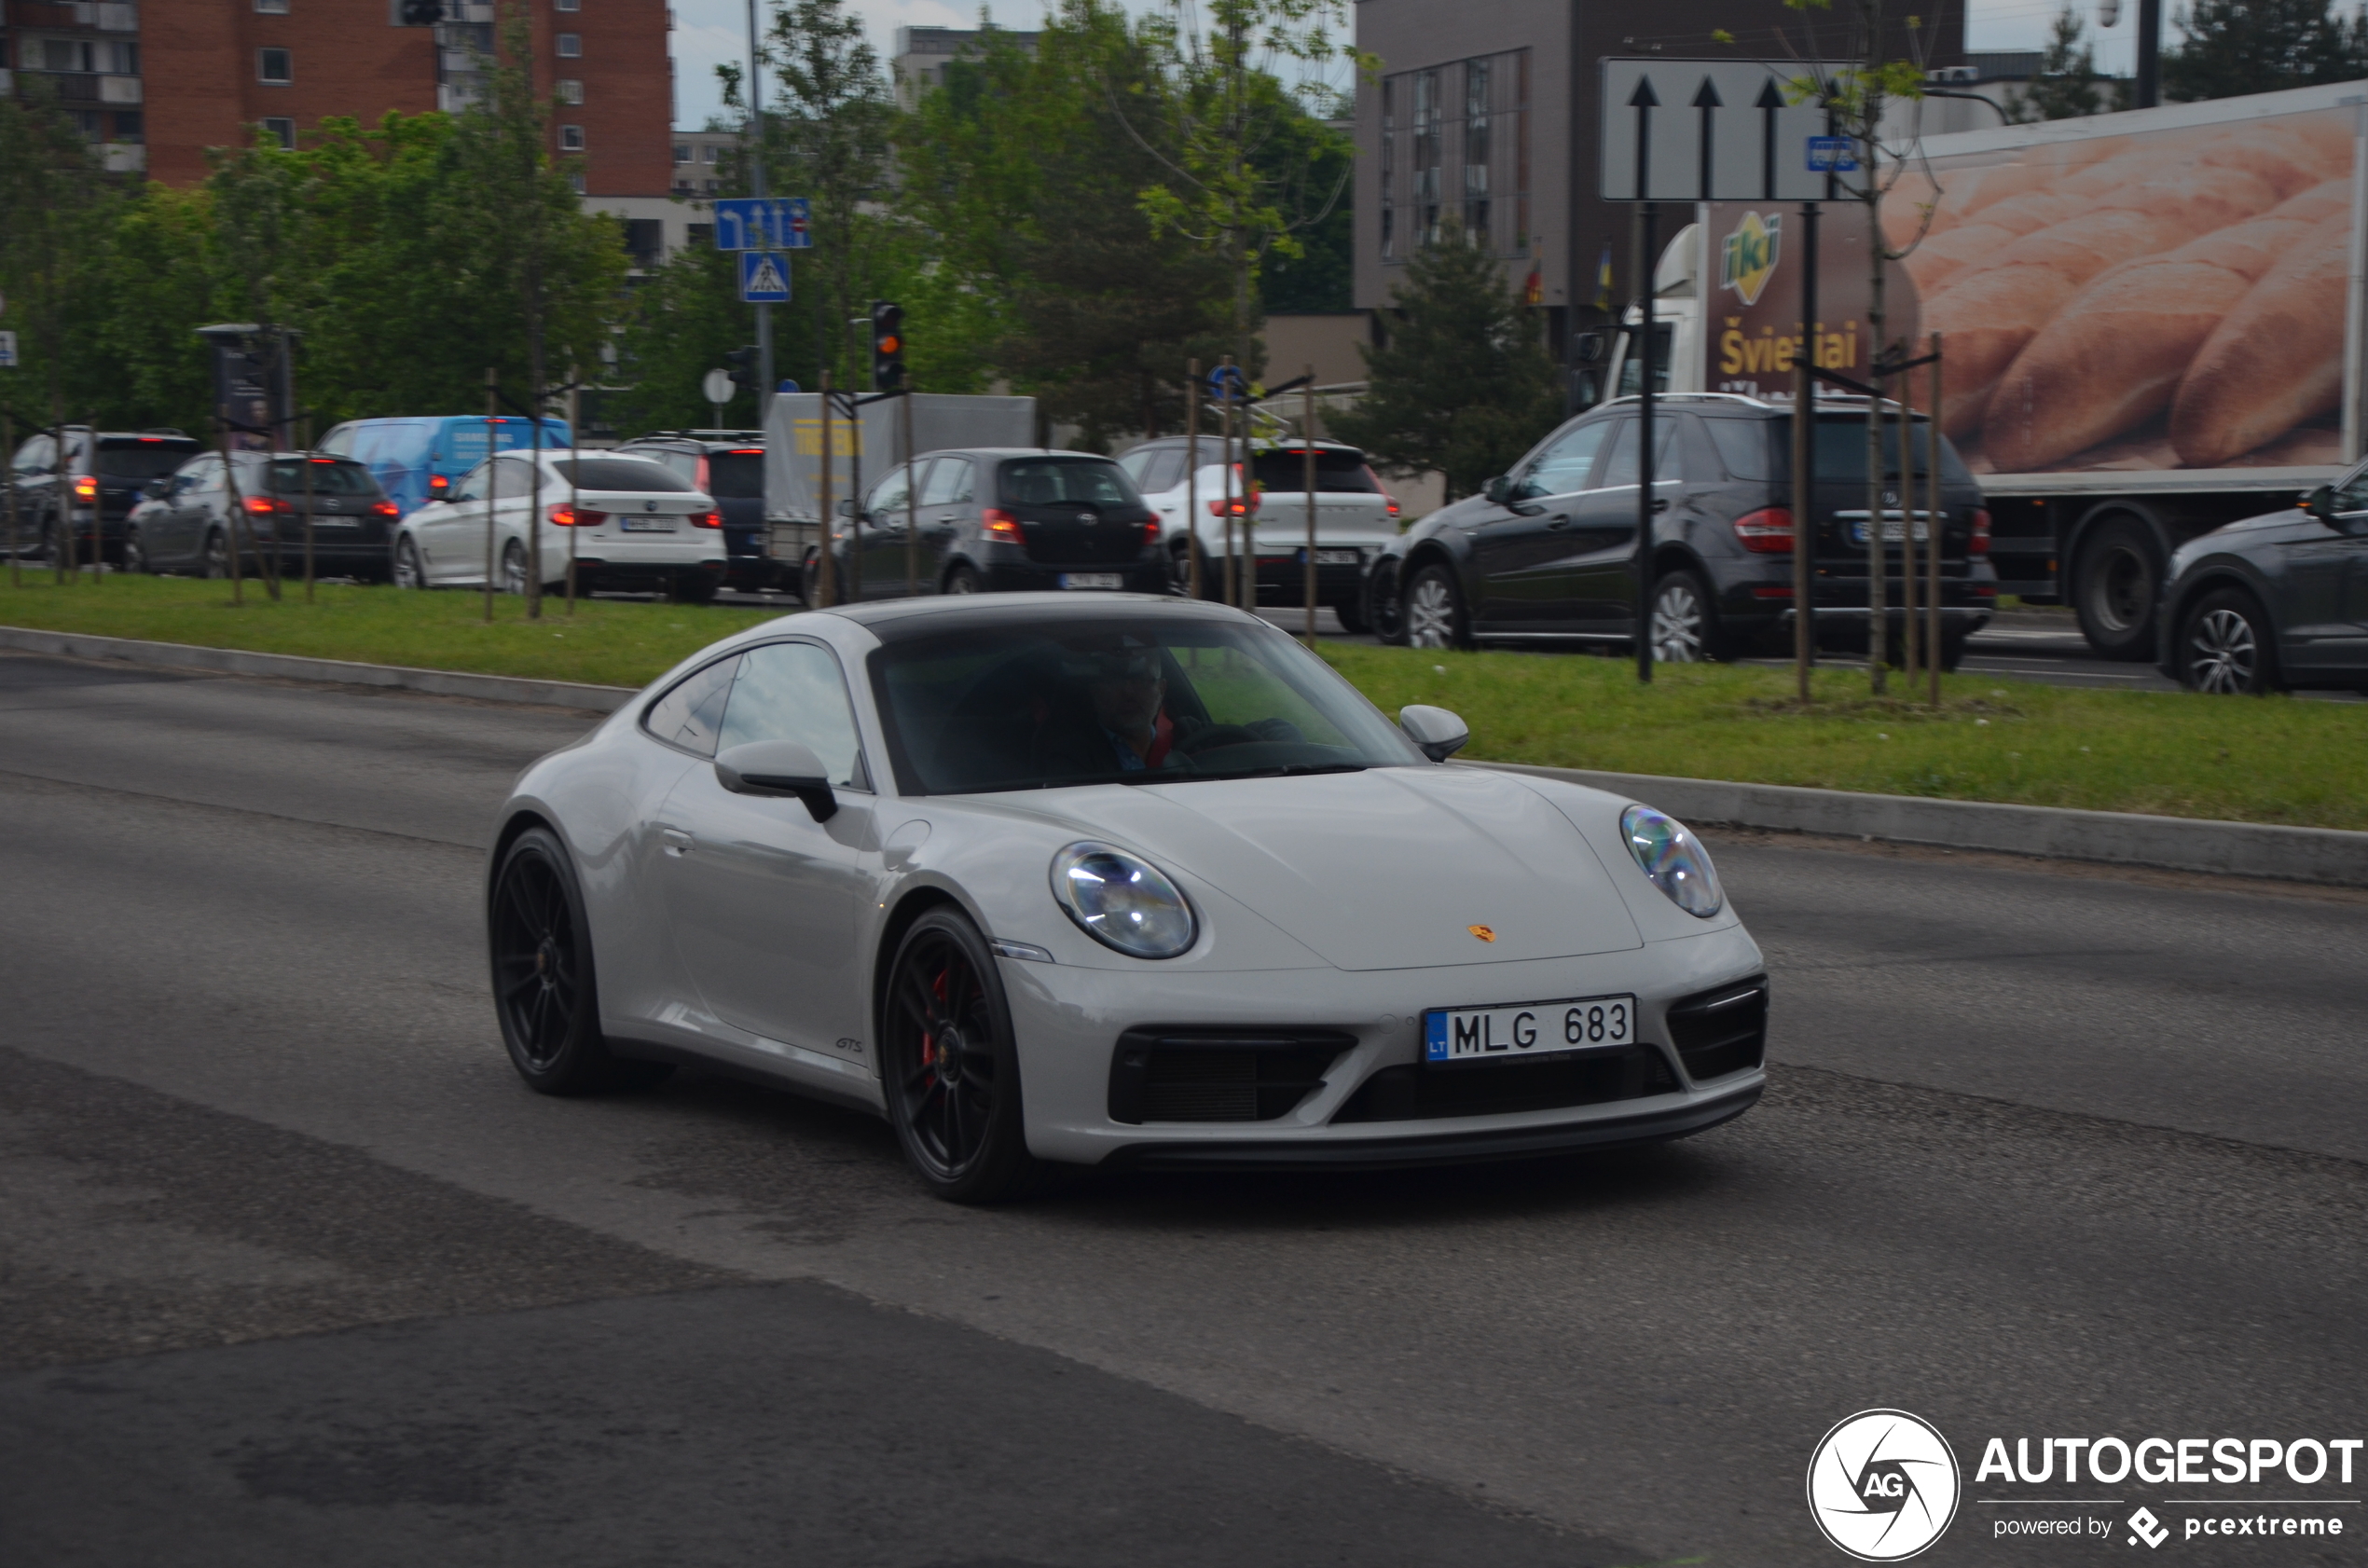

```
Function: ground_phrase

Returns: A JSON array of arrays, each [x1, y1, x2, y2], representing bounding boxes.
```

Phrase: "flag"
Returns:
[[1592, 244, 1614, 312]]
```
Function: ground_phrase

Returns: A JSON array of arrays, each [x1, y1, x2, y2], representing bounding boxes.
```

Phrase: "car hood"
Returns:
[[1033, 764, 1643, 971]]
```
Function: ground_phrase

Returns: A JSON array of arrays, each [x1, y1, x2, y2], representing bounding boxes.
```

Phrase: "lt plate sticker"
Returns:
[[1425, 995, 1635, 1063]]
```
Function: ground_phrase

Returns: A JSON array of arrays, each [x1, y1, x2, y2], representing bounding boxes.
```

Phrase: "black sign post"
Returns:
[[1629, 76, 1659, 684]]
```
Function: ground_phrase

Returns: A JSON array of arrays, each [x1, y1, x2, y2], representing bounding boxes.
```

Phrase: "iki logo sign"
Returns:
[[1808, 1410, 1963, 1561]]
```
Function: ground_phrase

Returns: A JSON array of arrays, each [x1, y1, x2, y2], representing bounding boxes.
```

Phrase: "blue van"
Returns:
[[316, 415, 573, 518]]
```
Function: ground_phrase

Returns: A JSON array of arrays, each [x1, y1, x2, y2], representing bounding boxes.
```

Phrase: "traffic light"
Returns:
[[870, 301, 905, 392], [724, 345, 761, 397]]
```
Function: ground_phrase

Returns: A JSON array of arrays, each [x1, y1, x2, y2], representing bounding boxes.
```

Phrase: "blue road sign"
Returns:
[[1807, 136, 1858, 172], [1206, 364, 1247, 402], [712, 197, 815, 251], [739, 252, 792, 304]]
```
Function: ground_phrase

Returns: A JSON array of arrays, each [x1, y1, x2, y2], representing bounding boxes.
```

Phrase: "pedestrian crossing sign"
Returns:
[[739, 252, 792, 304]]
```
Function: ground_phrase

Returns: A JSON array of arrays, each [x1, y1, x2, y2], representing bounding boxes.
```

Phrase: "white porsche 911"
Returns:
[[488, 594, 1768, 1202]]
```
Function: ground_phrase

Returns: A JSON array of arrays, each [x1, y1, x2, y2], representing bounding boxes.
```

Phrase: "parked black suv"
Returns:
[[613, 430, 776, 591], [1366, 394, 1998, 664], [7, 428, 203, 566]]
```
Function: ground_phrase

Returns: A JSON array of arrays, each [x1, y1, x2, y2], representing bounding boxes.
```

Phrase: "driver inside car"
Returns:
[[1033, 639, 1303, 779]]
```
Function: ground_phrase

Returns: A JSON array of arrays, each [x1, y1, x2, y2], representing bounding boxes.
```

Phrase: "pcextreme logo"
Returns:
[[1808, 1409, 1964, 1561]]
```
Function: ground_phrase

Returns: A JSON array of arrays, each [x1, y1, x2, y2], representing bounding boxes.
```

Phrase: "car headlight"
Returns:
[[1619, 805, 1723, 918], [1049, 841, 1197, 959]]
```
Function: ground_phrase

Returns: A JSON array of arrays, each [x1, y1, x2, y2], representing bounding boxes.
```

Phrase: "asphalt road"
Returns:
[[1, 651, 2363, 1566]]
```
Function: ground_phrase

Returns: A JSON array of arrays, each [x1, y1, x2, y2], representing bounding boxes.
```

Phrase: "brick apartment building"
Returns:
[[0, 0, 671, 199]]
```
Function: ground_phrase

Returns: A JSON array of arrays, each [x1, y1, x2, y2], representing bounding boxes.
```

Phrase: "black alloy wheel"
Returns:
[[881, 907, 1039, 1204], [489, 827, 670, 1094], [1649, 570, 1725, 663], [392, 535, 426, 589], [200, 529, 229, 580], [500, 539, 529, 595], [944, 563, 981, 595], [1403, 563, 1468, 650], [121, 525, 148, 575], [2178, 586, 2281, 695], [2072, 517, 2164, 660]]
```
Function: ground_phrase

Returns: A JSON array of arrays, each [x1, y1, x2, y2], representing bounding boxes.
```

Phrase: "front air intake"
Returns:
[[1108, 1028, 1356, 1124], [1665, 976, 1769, 1082]]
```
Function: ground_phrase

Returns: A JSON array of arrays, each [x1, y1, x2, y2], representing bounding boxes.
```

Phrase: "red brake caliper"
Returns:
[[921, 964, 951, 1079]]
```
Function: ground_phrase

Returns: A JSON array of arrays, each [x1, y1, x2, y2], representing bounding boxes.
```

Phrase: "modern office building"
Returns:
[[890, 24, 1038, 109], [0, 0, 671, 197], [1352, 0, 1962, 373]]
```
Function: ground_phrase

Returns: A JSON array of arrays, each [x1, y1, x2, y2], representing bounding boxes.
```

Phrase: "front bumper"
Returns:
[[998, 925, 1768, 1167]]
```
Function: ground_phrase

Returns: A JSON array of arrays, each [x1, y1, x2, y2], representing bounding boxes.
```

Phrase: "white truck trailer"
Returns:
[[1597, 78, 2368, 658]]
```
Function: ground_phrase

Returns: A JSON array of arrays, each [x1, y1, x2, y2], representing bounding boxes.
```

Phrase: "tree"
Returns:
[[2013, 7, 2127, 120], [608, 245, 765, 435], [1123, 0, 1362, 377], [2165, 0, 2368, 100], [1329, 221, 1561, 502]]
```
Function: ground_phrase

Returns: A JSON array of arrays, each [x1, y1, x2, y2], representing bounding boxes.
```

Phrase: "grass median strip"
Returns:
[[7, 576, 2362, 832], [1, 573, 783, 689], [1323, 645, 2368, 833]]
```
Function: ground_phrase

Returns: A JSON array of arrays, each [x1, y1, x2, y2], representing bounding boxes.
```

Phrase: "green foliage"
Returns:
[[1329, 222, 1562, 502], [2165, 0, 2368, 100], [0, 79, 117, 428], [2012, 7, 2128, 119], [608, 245, 764, 434]]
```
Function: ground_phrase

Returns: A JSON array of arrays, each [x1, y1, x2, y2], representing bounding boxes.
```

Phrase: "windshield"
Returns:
[[705, 451, 764, 498], [264, 459, 381, 495], [551, 457, 694, 492], [1250, 449, 1380, 494], [98, 440, 200, 480], [998, 458, 1139, 508], [870, 615, 1424, 794]]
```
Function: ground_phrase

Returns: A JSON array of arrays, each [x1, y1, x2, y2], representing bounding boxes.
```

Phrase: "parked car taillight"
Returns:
[[982, 507, 1025, 542], [372, 501, 399, 518], [72, 475, 99, 502], [427, 474, 450, 498], [691, 510, 723, 529], [1365, 465, 1400, 518], [1732, 507, 1794, 553], [1141, 518, 1162, 544], [242, 495, 286, 516], [1206, 463, 1259, 516], [549, 506, 606, 527], [1970, 509, 1991, 556]]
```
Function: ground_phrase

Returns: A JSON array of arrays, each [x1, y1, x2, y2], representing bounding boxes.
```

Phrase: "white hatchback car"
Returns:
[[393, 448, 727, 602], [1120, 437, 1402, 631], [488, 594, 1768, 1203]]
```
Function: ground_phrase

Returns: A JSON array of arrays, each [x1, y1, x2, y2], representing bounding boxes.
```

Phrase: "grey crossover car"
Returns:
[[1366, 394, 1998, 664], [2156, 467, 2368, 695], [124, 451, 398, 580]]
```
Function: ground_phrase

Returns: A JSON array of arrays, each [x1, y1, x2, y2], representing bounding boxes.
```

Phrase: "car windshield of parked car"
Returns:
[[1249, 448, 1381, 494], [263, 459, 380, 495], [98, 439, 201, 480], [704, 451, 764, 498], [551, 457, 695, 492], [870, 615, 1425, 795], [998, 458, 1139, 509], [1758, 417, 1976, 483]]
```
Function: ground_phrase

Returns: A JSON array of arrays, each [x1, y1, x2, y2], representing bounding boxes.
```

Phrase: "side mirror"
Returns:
[[1483, 475, 1513, 505], [1573, 330, 1607, 364], [2303, 485, 2334, 522], [714, 739, 838, 822], [835, 498, 855, 518], [1398, 704, 1469, 762]]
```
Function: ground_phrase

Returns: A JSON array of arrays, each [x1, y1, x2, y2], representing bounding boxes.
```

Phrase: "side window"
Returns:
[[448, 460, 491, 503], [1142, 449, 1186, 494], [1595, 420, 1678, 489], [642, 654, 742, 758], [318, 424, 354, 458], [15, 435, 55, 475], [920, 457, 972, 506], [1116, 448, 1155, 482], [715, 641, 866, 789], [2331, 462, 2368, 515], [1521, 420, 1614, 498], [190, 456, 224, 490], [495, 453, 540, 493], [865, 464, 912, 519]]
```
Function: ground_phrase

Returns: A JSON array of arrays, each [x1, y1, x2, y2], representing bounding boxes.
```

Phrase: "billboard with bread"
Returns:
[[1883, 89, 2362, 476]]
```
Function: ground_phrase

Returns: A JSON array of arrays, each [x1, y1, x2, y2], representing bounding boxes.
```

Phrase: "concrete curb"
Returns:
[[10, 624, 2361, 887], [1473, 761, 2368, 888], [0, 626, 636, 713]]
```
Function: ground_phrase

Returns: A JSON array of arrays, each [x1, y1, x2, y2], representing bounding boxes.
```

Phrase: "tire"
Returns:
[[200, 529, 229, 581], [392, 535, 426, 589], [489, 827, 672, 1095], [1935, 628, 1971, 673], [1330, 594, 1370, 635], [879, 906, 1041, 1204], [671, 570, 719, 605], [122, 525, 148, 576], [1370, 564, 1408, 645], [2072, 516, 2164, 661], [500, 540, 529, 595], [944, 563, 981, 595], [2175, 585, 2282, 695], [1402, 563, 1468, 651], [1649, 570, 1726, 663], [1172, 540, 1219, 599], [798, 550, 819, 607]]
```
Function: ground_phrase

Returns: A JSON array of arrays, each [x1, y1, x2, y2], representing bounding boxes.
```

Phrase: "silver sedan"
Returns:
[[486, 594, 1769, 1201]]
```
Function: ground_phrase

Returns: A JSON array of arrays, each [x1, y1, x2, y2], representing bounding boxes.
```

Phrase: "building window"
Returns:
[[258, 48, 293, 84], [112, 109, 144, 144], [1411, 69, 1440, 248], [43, 39, 89, 71], [263, 117, 296, 149], [1379, 77, 1396, 261], [1463, 58, 1491, 244], [557, 78, 584, 103], [557, 32, 582, 57], [674, 143, 691, 163], [569, 169, 586, 193], [1383, 48, 1528, 260], [559, 124, 585, 151], [556, 0, 580, 9], [256, 0, 291, 12], [701, 144, 717, 163]]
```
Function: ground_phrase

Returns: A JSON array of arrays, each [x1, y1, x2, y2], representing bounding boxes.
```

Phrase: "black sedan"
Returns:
[[125, 452, 399, 581], [2157, 473, 2368, 695]]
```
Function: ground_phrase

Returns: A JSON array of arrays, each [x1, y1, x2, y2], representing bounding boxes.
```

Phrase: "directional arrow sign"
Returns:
[[712, 197, 816, 251], [1599, 59, 1841, 203]]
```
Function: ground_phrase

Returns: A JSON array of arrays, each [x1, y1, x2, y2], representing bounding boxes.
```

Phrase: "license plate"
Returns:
[[1061, 572, 1122, 589], [1296, 548, 1362, 565], [1849, 516, 1932, 544], [621, 517, 677, 532], [1424, 994, 1636, 1064]]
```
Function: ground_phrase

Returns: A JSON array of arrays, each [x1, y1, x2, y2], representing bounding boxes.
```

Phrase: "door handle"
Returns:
[[1545, 515, 1571, 530], [1650, 498, 1671, 513], [662, 828, 695, 857]]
